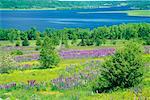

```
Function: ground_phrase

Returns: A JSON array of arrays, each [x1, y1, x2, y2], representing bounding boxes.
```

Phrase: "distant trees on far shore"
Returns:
[[0, 23, 150, 46]]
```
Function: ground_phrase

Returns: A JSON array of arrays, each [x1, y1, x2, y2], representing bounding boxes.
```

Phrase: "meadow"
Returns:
[[0, 39, 150, 100], [0, 0, 150, 99]]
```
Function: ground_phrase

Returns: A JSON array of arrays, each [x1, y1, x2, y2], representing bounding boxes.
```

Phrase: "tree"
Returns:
[[40, 36, 60, 69], [22, 33, 30, 46], [8, 29, 16, 43], [95, 38, 102, 46], [61, 31, 69, 48], [79, 29, 89, 46], [71, 32, 78, 45], [36, 32, 42, 46], [16, 30, 21, 46], [93, 41, 144, 93], [27, 27, 37, 40]]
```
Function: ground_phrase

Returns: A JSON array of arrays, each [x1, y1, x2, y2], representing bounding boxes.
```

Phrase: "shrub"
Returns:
[[36, 38, 42, 46], [144, 37, 150, 45], [78, 39, 86, 46], [16, 30, 21, 46], [0, 54, 16, 73], [11, 50, 23, 55], [112, 40, 116, 45], [36, 32, 42, 46], [95, 39, 102, 46], [22, 37, 30, 46], [40, 36, 60, 69], [15, 40, 21, 46], [35, 46, 40, 51], [92, 41, 144, 93]]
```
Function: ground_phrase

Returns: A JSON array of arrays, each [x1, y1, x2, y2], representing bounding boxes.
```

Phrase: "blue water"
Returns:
[[0, 6, 150, 31]]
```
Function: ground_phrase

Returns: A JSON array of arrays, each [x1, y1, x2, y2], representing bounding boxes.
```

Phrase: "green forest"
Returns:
[[0, 23, 150, 46], [0, 0, 150, 10]]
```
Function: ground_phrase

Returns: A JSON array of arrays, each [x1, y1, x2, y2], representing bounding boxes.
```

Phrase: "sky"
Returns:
[[59, 0, 126, 1]]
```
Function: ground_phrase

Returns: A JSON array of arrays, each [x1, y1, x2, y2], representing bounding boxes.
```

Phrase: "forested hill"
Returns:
[[0, 0, 149, 10], [0, 0, 126, 9]]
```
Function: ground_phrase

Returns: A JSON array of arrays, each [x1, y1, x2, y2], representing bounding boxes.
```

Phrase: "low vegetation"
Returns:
[[0, 23, 150, 99]]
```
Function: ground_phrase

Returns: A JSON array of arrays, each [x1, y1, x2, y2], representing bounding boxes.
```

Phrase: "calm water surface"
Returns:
[[0, 7, 150, 31]]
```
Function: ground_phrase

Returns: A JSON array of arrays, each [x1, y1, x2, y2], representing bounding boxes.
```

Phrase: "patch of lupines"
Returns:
[[59, 48, 115, 59], [14, 54, 39, 62], [0, 82, 16, 90], [0, 80, 46, 90], [51, 61, 101, 90], [28, 80, 36, 87], [1, 46, 38, 55], [2, 46, 35, 51]]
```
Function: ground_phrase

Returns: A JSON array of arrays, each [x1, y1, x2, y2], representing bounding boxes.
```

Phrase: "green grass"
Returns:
[[78, 10, 150, 17], [127, 10, 150, 17], [0, 40, 36, 47], [0, 40, 150, 99]]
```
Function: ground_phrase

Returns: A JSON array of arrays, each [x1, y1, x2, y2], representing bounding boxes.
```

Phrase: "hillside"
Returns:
[[0, 0, 150, 10]]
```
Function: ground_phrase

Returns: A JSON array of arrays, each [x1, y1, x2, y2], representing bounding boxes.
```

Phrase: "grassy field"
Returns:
[[0, 40, 150, 99], [127, 10, 150, 17], [78, 10, 150, 17]]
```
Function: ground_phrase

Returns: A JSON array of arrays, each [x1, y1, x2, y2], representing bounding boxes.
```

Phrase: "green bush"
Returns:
[[11, 50, 23, 55], [144, 37, 150, 45], [112, 40, 116, 45], [36, 38, 42, 46], [0, 54, 16, 73], [35, 46, 41, 51], [15, 40, 21, 46], [95, 39, 102, 46], [36, 32, 42, 46], [92, 41, 144, 93], [40, 36, 60, 69], [22, 37, 30, 46]]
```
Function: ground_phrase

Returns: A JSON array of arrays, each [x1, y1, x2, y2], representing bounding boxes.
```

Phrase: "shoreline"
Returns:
[[78, 10, 150, 17], [0, 6, 112, 11], [0, 8, 57, 11]]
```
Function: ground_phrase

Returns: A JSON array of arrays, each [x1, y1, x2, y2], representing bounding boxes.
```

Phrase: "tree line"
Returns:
[[1, 0, 150, 10], [0, 23, 150, 46], [1, 0, 125, 9]]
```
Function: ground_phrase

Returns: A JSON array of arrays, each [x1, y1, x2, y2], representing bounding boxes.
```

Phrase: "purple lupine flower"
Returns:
[[28, 80, 36, 87]]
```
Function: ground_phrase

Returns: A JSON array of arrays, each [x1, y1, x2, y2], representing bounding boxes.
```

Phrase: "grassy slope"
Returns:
[[0, 40, 150, 99]]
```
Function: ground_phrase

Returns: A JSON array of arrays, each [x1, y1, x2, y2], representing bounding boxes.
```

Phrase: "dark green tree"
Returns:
[[27, 27, 37, 40], [93, 41, 144, 93], [71, 32, 78, 45], [22, 33, 30, 46]]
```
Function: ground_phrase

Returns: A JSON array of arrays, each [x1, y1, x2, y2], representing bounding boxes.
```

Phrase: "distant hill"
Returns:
[[0, 0, 149, 10]]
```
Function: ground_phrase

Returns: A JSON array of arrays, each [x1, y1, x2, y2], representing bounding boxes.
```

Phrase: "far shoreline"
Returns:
[[0, 6, 112, 11], [0, 8, 57, 11]]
